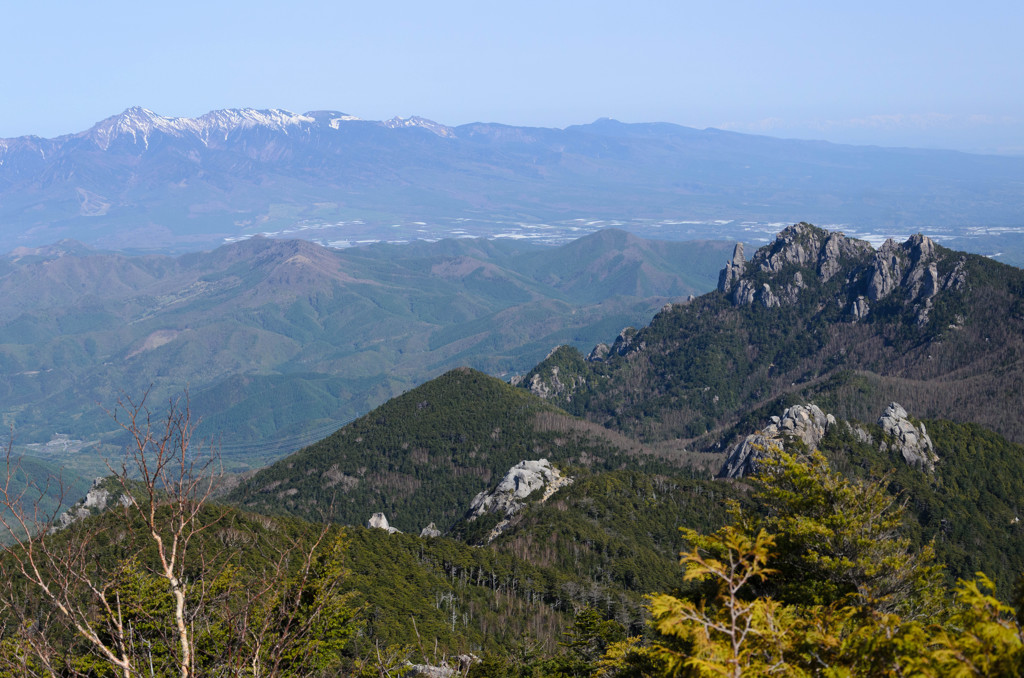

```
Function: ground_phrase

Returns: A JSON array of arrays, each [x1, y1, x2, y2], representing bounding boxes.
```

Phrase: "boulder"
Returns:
[[368, 512, 402, 534], [420, 522, 442, 538], [722, 404, 832, 478], [878, 402, 938, 471]]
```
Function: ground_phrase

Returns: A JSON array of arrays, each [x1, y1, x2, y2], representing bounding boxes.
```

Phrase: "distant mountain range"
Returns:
[[0, 229, 731, 473], [2, 107, 1024, 253]]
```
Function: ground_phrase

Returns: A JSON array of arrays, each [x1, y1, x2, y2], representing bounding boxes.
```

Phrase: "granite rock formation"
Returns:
[[467, 459, 573, 542], [878, 402, 938, 471], [717, 223, 967, 327], [723, 404, 835, 478]]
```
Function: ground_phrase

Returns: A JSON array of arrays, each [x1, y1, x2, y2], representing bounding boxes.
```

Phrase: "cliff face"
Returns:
[[717, 223, 966, 326], [519, 222, 1024, 447]]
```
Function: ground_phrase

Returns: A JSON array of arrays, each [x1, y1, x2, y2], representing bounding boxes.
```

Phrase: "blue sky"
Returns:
[[2, 0, 1021, 153]]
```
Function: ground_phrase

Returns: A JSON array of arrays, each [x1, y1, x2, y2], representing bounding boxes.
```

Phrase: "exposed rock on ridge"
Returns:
[[367, 512, 402, 534], [419, 522, 442, 538], [467, 459, 573, 542], [723, 401, 938, 478], [717, 223, 966, 326], [878, 402, 938, 471], [717, 243, 746, 293], [723, 404, 834, 478], [53, 477, 132, 532]]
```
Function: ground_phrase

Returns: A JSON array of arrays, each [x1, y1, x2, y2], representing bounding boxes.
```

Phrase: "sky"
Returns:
[[2, 0, 1022, 154]]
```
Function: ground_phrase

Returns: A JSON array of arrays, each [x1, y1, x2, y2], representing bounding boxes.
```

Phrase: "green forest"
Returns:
[[4, 226, 1024, 676]]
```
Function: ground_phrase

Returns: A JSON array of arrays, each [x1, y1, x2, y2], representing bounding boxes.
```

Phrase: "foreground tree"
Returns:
[[634, 445, 1024, 677], [0, 392, 358, 677], [649, 527, 799, 678], [746, 449, 945, 616]]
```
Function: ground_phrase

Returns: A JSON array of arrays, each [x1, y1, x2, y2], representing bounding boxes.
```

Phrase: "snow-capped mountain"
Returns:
[[0, 107, 1023, 254], [382, 116, 455, 138], [71, 107, 456, 152], [83, 107, 322, 150]]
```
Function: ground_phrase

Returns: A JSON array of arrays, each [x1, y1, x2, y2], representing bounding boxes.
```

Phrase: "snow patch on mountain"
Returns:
[[32, 107, 457, 151], [84, 107, 318, 150], [329, 115, 362, 128], [382, 116, 456, 138]]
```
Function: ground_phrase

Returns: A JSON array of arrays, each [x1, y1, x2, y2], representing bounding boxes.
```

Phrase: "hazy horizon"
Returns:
[[2, 1, 1021, 155]]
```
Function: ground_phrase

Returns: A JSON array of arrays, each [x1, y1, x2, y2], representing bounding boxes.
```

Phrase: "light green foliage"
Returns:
[[921, 574, 1024, 676], [748, 448, 945, 616], [631, 449, 1024, 678], [649, 527, 800, 678]]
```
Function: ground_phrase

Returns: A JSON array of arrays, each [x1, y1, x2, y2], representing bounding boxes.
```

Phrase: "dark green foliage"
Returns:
[[524, 226, 1024, 449], [226, 369, 694, 534], [343, 527, 583, 656], [819, 418, 1024, 596], [480, 470, 739, 622]]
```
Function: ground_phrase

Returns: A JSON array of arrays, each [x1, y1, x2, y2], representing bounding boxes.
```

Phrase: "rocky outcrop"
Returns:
[[469, 459, 571, 518], [867, 240, 904, 301], [723, 400, 938, 477], [721, 223, 872, 310], [718, 242, 747, 293], [731, 280, 781, 308], [402, 655, 478, 677], [817, 232, 861, 282], [723, 404, 835, 478], [467, 459, 573, 542], [717, 223, 967, 328], [863, 234, 966, 325], [53, 477, 132, 532], [419, 522, 442, 538], [403, 665, 454, 678], [878, 402, 938, 471], [850, 296, 870, 320], [368, 512, 402, 534], [517, 345, 589, 399], [610, 326, 641, 354], [723, 432, 781, 479]]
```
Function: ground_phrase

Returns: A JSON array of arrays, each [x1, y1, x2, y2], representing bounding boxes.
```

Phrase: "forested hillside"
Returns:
[[522, 223, 1024, 446], [5, 224, 1024, 676], [225, 368, 712, 533], [0, 231, 730, 475]]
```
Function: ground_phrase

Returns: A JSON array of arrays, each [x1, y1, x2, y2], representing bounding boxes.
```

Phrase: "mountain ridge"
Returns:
[[2, 107, 1024, 253], [521, 223, 1024, 446], [0, 230, 731, 473]]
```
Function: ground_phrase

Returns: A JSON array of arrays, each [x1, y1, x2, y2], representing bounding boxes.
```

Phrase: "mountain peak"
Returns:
[[717, 223, 962, 326], [83, 107, 318, 150], [86, 107, 181, 150], [382, 116, 455, 138]]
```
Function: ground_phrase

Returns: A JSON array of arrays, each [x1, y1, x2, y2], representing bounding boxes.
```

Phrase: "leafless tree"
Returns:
[[0, 391, 356, 678]]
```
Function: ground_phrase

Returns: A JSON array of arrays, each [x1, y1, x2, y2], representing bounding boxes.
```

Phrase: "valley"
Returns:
[[5, 223, 1024, 675], [0, 230, 733, 475]]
